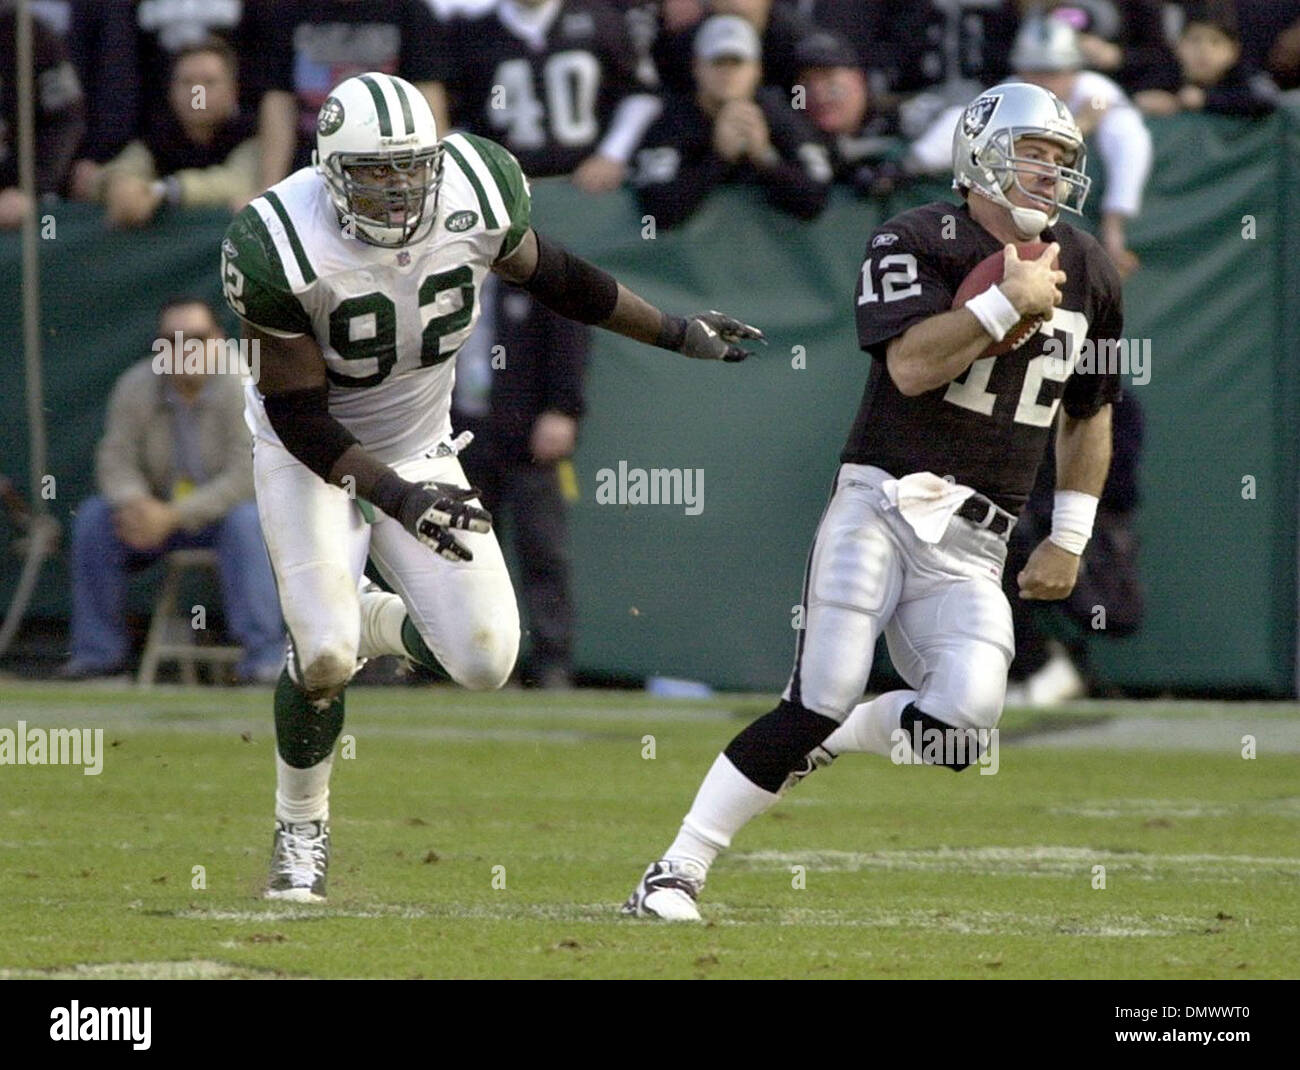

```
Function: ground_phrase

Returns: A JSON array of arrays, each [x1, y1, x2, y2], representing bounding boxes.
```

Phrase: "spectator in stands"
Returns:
[[0, 4, 84, 229], [869, 0, 1021, 139], [1004, 390, 1146, 705], [1044, 0, 1181, 95], [1012, 14, 1151, 276], [633, 15, 830, 228], [451, 276, 587, 690], [60, 298, 283, 683], [1232, 0, 1300, 80], [244, 0, 450, 190], [653, 0, 827, 95], [132, 0, 248, 134], [439, 0, 660, 192], [59, 0, 140, 201], [795, 30, 905, 197], [778, 1, 877, 68], [907, 14, 1152, 278], [1268, 17, 1300, 91], [1137, 3, 1278, 117], [92, 38, 258, 226]]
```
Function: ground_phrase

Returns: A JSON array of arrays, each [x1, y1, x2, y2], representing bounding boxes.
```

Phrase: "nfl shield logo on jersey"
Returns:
[[396, 251, 411, 266], [962, 95, 1000, 139]]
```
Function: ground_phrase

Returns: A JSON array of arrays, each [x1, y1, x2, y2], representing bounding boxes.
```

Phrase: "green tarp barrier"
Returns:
[[2, 108, 1296, 693]]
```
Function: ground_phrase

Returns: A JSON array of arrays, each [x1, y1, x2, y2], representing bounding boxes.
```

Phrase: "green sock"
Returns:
[[274, 668, 345, 768], [401, 617, 451, 682]]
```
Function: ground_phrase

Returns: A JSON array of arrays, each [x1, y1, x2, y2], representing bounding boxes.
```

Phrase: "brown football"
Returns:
[[952, 241, 1051, 357]]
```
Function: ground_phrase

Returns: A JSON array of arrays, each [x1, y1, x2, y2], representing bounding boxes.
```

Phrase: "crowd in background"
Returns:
[[0, 0, 1296, 235], [1, 0, 1295, 694]]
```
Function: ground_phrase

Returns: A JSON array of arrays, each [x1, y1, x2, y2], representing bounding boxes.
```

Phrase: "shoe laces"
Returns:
[[277, 822, 327, 882]]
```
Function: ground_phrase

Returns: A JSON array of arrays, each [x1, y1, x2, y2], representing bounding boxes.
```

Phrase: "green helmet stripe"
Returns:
[[390, 76, 416, 136], [264, 191, 317, 284], [359, 74, 392, 137], [442, 139, 499, 229]]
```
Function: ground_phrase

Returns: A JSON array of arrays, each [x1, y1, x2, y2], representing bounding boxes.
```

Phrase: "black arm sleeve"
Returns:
[[262, 386, 359, 481], [521, 233, 620, 325]]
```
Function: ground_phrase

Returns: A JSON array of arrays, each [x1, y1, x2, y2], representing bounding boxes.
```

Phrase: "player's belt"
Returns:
[[956, 494, 1015, 537]]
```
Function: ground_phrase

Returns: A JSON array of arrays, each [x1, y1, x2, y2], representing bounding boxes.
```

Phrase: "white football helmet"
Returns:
[[313, 72, 443, 247], [951, 82, 1091, 238]]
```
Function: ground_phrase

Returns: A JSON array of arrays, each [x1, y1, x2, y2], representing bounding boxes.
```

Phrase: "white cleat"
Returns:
[[264, 819, 329, 902], [621, 859, 706, 921]]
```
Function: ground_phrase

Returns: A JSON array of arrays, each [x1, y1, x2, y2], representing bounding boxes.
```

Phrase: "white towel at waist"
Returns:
[[880, 472, 977, 544]]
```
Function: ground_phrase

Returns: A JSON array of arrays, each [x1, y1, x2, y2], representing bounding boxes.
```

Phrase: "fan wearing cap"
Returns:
[[795, 31, 906, 197], [631, 14, 830, 228], [907, 13, 1151, 279], [1011, 14, 1152, 278], [649, 0, 830, 97]]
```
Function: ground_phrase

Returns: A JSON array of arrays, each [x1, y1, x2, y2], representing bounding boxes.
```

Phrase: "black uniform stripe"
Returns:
[[787, 468, 843, 708], [359, 74, 392, 137]]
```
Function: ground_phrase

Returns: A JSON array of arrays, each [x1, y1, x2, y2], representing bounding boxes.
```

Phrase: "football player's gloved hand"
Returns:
[[680, 311, 766, 363], [403, 482, 492, 562]]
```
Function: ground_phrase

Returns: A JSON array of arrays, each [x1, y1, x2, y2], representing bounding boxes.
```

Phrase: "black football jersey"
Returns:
[[444, 0, 647, 178], [842, 201, 1124, 514]]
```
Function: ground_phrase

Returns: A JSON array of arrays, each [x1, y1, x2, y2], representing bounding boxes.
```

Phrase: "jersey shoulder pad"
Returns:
[[440, 132, 532, 259], [221, 193, 317, 336]]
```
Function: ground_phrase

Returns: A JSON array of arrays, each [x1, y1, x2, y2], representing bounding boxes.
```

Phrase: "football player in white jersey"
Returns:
[[220, 71, 761, 901]]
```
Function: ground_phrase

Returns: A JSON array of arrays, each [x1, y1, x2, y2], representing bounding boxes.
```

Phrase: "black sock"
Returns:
[[724, 699, 840, 793]]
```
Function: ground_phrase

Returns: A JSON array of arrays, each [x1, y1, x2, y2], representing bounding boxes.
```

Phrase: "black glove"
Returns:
[[397, 482, 492, 562], [677, 310, 766, 362]]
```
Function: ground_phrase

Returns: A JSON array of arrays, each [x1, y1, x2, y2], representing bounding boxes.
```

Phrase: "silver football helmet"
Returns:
[[1010, 13, 1085, 73], [951, 82, 1091, 237], [313, 72, 443, 248]]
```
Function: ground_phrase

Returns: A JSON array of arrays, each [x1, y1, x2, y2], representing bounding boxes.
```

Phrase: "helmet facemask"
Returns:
[[976, 127, 1090, 234], [322, 143, 444, 248]]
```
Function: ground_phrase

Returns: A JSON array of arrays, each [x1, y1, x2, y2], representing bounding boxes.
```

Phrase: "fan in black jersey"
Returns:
[[624, 81, 1124, 921], [441, 0, 660, 190]]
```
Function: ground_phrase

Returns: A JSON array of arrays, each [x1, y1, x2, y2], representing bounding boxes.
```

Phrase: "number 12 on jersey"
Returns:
[[858, 254, 920, 304]]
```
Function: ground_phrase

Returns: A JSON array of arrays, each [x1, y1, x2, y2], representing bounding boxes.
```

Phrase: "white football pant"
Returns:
[[252, 433, 520, 693], [784, 463, 1013, 732]]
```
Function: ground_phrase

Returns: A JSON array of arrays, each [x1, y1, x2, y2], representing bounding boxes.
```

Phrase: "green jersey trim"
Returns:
[[221, 206, 313, 336], [264, 191, 318, 284], [458, 133, 532, 259], [359, 74, 394, 137], [442, 138, 499, 230]]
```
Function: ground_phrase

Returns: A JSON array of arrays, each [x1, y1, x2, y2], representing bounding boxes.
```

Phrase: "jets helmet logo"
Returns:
[[962, 95, 1001, 140], [317, 96, 346, 137]]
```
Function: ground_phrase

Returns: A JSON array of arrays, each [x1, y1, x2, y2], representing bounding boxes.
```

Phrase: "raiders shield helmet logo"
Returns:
[[962, 95, 1001, 140]]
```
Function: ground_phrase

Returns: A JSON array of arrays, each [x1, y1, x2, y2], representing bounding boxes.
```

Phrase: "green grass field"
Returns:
[[0, 684, 1297, 979]]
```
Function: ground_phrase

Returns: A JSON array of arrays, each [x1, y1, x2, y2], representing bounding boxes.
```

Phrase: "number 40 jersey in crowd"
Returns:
[[219, 132, 530, 466]]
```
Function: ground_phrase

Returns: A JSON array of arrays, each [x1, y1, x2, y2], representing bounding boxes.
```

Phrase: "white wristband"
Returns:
[[1048, 490, 1099, 555], [964, 284, 1021, 343]]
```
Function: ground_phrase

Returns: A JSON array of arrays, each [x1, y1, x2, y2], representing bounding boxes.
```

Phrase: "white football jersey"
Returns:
[[220, 132, 531, 464]]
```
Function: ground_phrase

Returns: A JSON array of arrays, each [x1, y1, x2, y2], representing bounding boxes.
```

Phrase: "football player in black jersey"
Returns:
[[624, 81, 1124, 920], [441, 0, 660, 190]]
